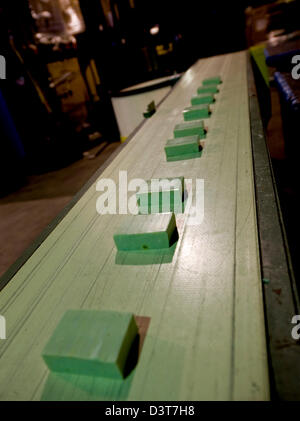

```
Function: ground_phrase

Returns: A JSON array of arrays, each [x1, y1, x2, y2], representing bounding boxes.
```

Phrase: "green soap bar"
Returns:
[[166, 150, 202, 162], [183, 105, 211, 121], [165, 136, 199, 157], [137, 177, 184, 214], [42, 310, 138, 379], [197, 85, 219, 94], [165, 136, 202, 162], [114, 213, 177, 251], [174, 120, 205, 138], [202, 76, 222, 85], [191, 93, 214, 105]]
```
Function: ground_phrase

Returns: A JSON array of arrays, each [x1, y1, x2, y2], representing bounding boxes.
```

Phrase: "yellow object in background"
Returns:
[[47, 57, 89, 129], [249, 44, 270, 87], [85, 59, 101, 103], [156, 43, 173, 56]]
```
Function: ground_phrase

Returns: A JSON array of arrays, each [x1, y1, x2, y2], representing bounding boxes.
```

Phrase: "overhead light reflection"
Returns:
[[150, 25, 160, 36]]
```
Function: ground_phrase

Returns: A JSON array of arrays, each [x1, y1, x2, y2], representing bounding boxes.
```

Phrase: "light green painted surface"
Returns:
[[0, 51, 269, 401]]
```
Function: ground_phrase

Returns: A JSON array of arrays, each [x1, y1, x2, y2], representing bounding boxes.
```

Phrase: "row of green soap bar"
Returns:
[[41, 76, 223, 384], [107, 82, 224, 254], [42, 212, 181, 380], [43, 215, 180, 381], [164, 75, 222, 162], [183, 76, 222, 122], [164, 120, 205, 162]]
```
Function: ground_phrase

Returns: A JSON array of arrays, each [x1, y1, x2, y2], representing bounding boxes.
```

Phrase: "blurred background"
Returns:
[[0, 0, 299, 284]]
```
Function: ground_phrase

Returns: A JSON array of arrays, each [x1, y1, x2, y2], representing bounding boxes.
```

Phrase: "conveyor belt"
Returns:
[[0, 51, 270, 400]]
